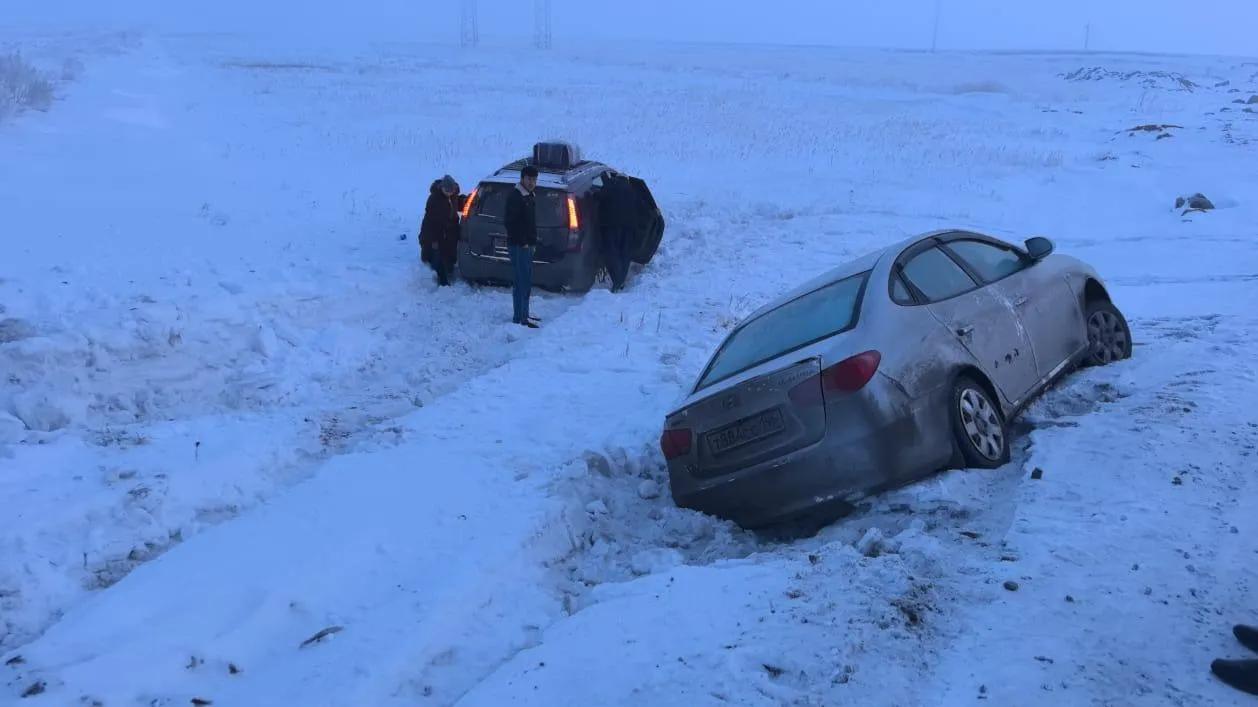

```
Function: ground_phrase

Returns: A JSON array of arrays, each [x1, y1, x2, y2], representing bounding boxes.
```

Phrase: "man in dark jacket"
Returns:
[[419, 175, 461, 287], [597, 173, 640, 293], [503, 166, 540, 327]]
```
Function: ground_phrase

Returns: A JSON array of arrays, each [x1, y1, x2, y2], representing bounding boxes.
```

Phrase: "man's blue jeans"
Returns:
[[509, 245, 533, 323]]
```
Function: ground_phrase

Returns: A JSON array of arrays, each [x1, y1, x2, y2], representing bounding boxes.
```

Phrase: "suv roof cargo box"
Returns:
[[533, 141, 582, 170]]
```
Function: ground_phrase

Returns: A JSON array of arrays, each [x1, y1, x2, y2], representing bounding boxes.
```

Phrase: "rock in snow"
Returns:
[[1175, 193, 1215, 212], [636, 479, 661, 500]]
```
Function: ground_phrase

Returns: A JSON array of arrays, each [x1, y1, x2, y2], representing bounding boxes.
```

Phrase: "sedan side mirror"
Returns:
[[1025, 236, 1055, 261]]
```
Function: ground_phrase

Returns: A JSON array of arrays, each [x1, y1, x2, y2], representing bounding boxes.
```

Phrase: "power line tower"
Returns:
[[460, 0, 479, 48], [930, 0, 942, 52], [534, 0, 553, 50]]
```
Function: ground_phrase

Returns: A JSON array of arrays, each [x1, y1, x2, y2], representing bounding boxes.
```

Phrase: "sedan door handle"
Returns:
[[956, 325, 975, 338], [1013, 295, 1030, 307]]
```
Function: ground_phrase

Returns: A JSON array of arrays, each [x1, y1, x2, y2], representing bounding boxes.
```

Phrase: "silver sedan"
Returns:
[[660, 230, 1132, 528]]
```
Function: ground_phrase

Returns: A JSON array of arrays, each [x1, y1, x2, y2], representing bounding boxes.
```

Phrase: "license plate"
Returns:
[[707, 409, 785, 455]]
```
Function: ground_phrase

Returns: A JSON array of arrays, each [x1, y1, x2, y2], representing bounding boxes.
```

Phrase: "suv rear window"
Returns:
[[696, 272, 869, 391], [473, 184, 568, 229]]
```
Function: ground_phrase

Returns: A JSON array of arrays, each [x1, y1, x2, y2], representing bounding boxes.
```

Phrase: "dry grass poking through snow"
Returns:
[[0, 53, 54, 120]]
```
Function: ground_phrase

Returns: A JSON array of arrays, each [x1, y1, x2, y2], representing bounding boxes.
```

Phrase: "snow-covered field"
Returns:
[[2, 27, 1256, 706]]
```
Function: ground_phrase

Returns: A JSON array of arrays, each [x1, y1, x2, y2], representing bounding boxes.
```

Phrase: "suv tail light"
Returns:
[[461, 188, 478, 219], [660, 428, 692, 460], [788, 351, 882, 406], [565, 195, 582, 252]]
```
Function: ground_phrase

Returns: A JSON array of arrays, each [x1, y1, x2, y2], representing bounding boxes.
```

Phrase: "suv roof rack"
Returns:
[[492, 158, 605, 185], [497, 157, 593, 175]]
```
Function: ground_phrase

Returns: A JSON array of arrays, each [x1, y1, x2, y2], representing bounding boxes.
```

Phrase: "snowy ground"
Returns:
[[1, 28, 1257, 706]]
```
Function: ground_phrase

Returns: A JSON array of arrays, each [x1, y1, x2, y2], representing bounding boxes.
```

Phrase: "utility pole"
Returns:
[[1084, 23, 1092, 51], [534, 0, 553, 50], [930, 0, 942, 52], [460, 0, 479, 49]]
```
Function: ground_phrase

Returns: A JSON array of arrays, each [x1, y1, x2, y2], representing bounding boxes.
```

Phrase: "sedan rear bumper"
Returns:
[[667, 380, 953, 528]]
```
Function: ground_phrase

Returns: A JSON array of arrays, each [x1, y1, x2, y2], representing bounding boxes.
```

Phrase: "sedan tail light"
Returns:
[[660, 428, 692, 460], [460, 188, 478, 219], [822, 350, 881, 393], [789, 351, 882, 407]]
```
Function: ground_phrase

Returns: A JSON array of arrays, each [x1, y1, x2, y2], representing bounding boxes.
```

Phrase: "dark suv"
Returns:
[[457, 142, 665, 292]]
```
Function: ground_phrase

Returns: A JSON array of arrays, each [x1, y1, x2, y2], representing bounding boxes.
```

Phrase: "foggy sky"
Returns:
[[7, 0, 1256, 57]]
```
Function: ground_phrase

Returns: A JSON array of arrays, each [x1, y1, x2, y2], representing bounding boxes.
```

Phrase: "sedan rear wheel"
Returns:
[[951, 376, 1010, 469], [1084, 301, 1132, 366]]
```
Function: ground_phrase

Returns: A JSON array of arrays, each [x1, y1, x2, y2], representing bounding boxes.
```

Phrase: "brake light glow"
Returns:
[[660, 428, 692, 460], [461, 188, 478, 219], [567, 195, 580, 230]]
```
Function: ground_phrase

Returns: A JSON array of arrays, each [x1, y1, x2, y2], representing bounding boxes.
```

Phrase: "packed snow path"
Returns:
[[3, 31, 1257, 706]]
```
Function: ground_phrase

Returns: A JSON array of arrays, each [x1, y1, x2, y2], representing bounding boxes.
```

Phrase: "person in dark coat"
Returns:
[[1212, 623, 1258, 695], [503, 166, 540, 327], [597, 173, 639, 293], [419, 175, 461, 287]]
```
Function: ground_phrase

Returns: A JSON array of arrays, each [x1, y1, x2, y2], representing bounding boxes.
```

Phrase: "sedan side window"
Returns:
[[947, 239, 1027, 283], [902, 247, 978, 302], [891, 273, 914, 304]]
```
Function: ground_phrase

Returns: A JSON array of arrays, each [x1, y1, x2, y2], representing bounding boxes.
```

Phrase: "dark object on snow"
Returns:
[[1003, 580, 1019, 592], [299, 625, 344, 649], [228, 662, 241, 675], [1211, 658, 1258, 696], [1030, 467, 1044, 480], [4, 654, 23, 667], [1236, 624, 1258, 654], [21, 681, 45, 698], [1126, 123, 1183, 134], [1061, 68, 1196, 91], [191, 699, 213, 706], [0, 318, 37, 344], [419, 179, 462, 286], [1248, 95, 1258, 105], [1065, 595, 1076, 603], [1175, 193, 1215, 214]]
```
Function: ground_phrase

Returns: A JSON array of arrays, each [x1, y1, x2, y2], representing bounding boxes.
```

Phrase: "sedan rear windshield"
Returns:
[[473, 183, 568, 229], [696, 272, 869, 391]]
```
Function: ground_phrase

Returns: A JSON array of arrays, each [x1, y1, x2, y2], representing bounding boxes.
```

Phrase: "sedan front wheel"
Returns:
[[1084, 301, 1132, 366]]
